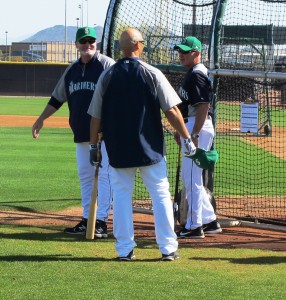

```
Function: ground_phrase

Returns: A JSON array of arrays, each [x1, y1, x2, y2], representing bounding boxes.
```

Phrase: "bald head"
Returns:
[[119, 28, 144, 57]]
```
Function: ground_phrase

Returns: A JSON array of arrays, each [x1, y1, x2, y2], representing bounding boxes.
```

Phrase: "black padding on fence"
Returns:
[[0, 63, 68, 96]]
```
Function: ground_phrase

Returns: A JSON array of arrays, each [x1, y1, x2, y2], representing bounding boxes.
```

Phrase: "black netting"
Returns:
[[102, 0, 286, 225]]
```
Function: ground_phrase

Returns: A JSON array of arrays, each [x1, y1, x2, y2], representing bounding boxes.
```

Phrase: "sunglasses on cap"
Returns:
[[78, 38, 96, 44]]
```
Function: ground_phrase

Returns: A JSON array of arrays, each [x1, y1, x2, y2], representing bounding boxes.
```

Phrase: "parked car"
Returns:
[[25, 51, 46, 62]]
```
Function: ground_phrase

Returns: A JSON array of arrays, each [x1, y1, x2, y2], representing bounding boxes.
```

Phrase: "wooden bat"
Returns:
[[86, 133, 103, 240], [85, 164, 100, 240], [173, 144, 181, 226]]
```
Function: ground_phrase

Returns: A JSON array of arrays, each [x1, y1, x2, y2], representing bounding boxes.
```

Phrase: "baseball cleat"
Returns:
[[64, 218, 87, 235], [176, 226, 205, 239], [95, 219, 108, 238], [161, 251, 180, 261], [203, 220, 222, 234], [118, 250, 135, 261]]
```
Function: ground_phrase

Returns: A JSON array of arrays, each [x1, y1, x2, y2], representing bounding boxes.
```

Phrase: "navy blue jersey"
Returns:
[[88, 57, 182, 168], [177, 63, 212, 118], [48, 53, 114, 143]]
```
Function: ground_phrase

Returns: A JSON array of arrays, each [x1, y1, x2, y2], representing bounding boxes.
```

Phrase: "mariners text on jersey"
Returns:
[[69, 81, 96, 95], [178, 86, 189, 101]]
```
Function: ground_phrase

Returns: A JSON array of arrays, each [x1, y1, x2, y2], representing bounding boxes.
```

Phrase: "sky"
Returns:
[[0, 0, 110, 44]]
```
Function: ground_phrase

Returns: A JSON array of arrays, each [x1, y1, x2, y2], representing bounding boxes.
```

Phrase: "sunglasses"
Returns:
[[177, 49, 192, 54], [133, 40, 145, 45], [78, 38, 96, 45]]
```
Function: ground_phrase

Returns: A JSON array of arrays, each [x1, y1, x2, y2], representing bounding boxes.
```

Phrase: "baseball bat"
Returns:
[[173, 144, 181, 226], [86, 133, 102, 240]]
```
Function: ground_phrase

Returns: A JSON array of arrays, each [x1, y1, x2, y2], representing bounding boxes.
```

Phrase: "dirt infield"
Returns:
[[0, 115, 69, 128], [1, 114, 286, 251], [1, 208, 285, 251]]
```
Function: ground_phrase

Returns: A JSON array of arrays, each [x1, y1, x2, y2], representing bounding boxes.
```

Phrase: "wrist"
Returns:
[[191, 133, 199, 138], [183, 136, 191, 143], [89, 144, 98, 150]]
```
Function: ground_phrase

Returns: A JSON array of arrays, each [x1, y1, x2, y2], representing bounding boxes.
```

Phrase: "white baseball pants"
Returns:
[[110, 158, 178, 257], [76, 141, 112, 221], [181, 116, 217, 230]]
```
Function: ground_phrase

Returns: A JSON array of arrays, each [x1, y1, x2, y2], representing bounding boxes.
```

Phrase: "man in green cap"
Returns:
[[32, 27, 115, 238], [173, 36, 222, 239]]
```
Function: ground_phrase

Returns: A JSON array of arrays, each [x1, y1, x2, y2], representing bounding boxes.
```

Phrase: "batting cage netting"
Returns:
[[102, 0, 286, 226]]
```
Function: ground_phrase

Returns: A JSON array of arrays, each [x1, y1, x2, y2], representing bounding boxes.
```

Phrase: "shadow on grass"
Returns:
[[0, 254, 166, 263], [0, 226, 156, 248], [191, 256, 286, 265], [0, 229, 107, 242], [0, 254, 111, 262], [0, 198, 80, 212]]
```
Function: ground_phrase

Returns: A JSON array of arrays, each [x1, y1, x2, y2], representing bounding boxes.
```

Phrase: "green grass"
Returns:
[[1, 98, 286, 300], [216, 102, 286, 129], [0, 97, 69, 116], [1, 97, 285, 211], [0, 127, 80, 211], [1, 225, 286, 300], [215, 136, 286, 196]]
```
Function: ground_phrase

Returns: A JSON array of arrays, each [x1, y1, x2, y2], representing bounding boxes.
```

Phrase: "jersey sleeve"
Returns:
[[48, 96, 63, 109], [97, 53, 115, 69], [51, 64, 73, 103], [88, 66, 113, 119], [189, 71, 211, 106], [139, 61, 181, 112], [156, 70, 182, 112]]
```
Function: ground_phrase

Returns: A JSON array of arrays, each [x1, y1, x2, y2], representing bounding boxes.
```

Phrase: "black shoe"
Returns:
[[176, 226, 205, 239], [161, 251, 180, 261], [64, 218, 87, 235], [203, 220, 222, 234], [118, 250, 135, 261], [95, 219, 108, 238]]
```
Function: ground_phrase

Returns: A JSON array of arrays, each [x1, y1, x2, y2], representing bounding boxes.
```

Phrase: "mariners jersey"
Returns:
[[178, 63, 212, 118], [48, 53, 115, 143], [88, 57, 182, 168]]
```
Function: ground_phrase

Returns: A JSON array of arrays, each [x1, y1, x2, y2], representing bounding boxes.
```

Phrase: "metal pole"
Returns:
[[64, 0, 67, 62], [78, 4, 82, 27], [81, 0, 84, 27], [159, 0, 162, 63], [192, 0, 196, 35], [5, 31, 8, 60], [86, 0, 89, 26]]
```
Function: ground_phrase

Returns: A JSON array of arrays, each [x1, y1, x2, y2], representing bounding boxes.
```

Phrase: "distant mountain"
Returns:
[[21, 25, 103, 43]]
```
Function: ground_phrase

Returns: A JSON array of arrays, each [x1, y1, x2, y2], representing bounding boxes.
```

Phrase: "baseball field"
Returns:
[[0, 97, 286, 300]]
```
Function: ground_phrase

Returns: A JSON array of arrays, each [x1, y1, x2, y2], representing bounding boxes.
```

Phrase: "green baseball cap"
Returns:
[[174, 36, 202, 52], [76, 27, 96, 42], [189, 148, 218, 169]]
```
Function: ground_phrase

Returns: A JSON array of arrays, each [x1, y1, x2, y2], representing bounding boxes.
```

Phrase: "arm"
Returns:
[[165, 106, 196, 156], [90, 117, 102, 145], [32, 68, 67, 139], [32, 104, 58, 138], [164, 105, 189, 140], [89, 117, 102, 166], [191, 102, 210, 146]]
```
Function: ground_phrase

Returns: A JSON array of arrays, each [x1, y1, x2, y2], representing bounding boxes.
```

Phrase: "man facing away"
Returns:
[[88, 28, 196, 261]]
